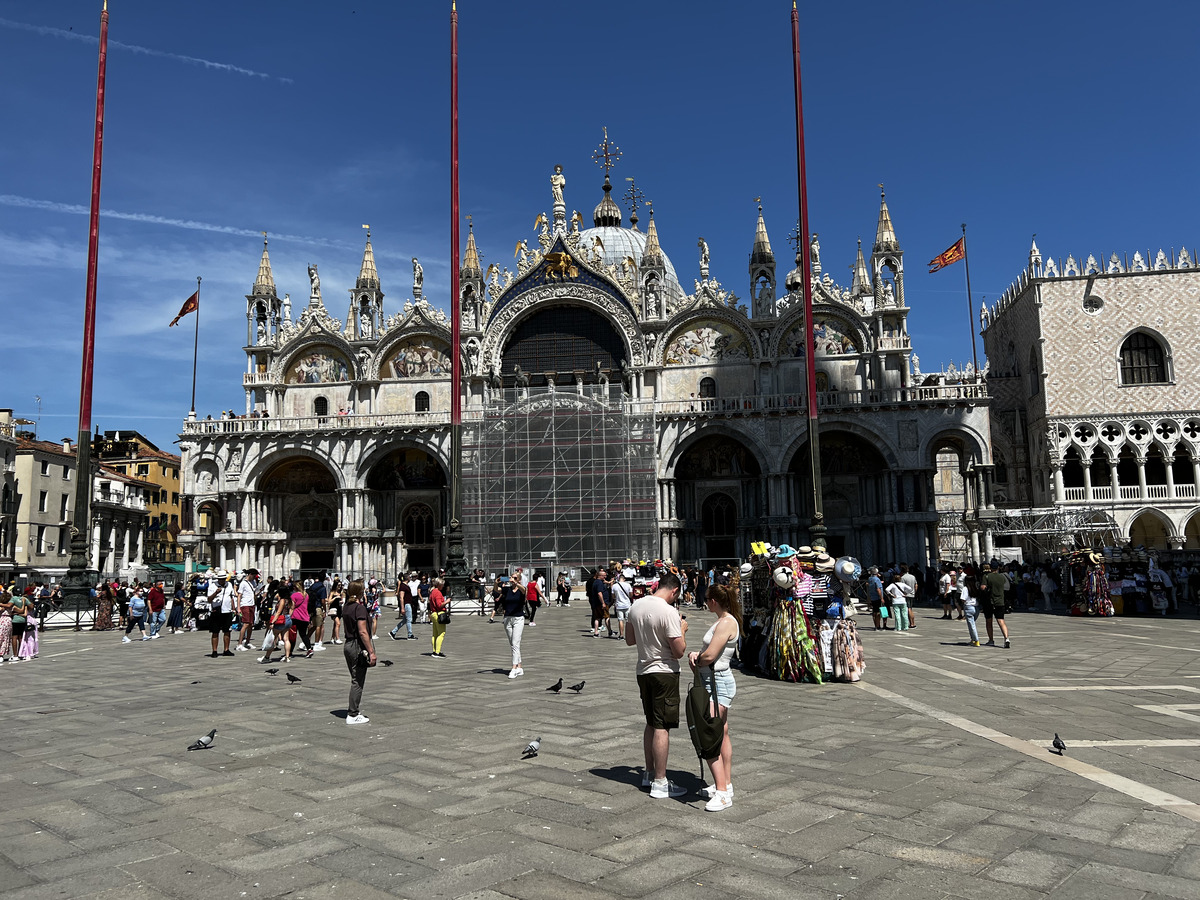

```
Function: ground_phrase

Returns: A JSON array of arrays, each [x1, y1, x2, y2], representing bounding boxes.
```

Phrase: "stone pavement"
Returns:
[[3, 603, 1200, 899]]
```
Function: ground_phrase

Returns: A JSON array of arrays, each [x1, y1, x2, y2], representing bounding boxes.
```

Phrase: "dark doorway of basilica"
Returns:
[[300, 550, 334, 577], [675, 435, 763, 563], [262, 458, 339, 570], [792, 431, 891, 563], [366, 448, 447, 571]]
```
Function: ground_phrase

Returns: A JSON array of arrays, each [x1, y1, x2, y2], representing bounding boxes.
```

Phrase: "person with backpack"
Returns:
[[610, 571, 633, 640], [122, 586, 150, 642], [687, 582, 741, 811], [260, 581, 295, 664], [342, 580, 376, 724]]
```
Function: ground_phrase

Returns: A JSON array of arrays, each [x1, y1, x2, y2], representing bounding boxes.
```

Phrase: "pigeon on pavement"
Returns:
[[1052, 734, 1066, 755], [187, 729, 216, 751], [547, 678, 563, 693], [380, 659, 394, 667], [568, 680, 586, 693], [522, 737, 542, 758], [286, 672, 301, 684], [265, 669, 279, 676]]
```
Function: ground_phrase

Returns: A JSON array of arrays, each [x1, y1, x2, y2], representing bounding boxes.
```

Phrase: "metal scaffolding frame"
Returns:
[[939, 505, 1122, 560], [462, 390, 658, 574]]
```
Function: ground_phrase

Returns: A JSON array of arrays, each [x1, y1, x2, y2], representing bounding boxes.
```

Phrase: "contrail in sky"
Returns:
[[0, 195, 343, 249], [0, 16, 293, 83]]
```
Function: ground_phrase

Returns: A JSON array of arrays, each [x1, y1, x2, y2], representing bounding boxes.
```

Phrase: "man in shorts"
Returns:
[[980, 563, 1012, 648], [610, 570, 633, 639], [866, 566, 887, 630], [235, 572, 257, 650], [626, 571, 688, 799], [209, 571, 236, 658]]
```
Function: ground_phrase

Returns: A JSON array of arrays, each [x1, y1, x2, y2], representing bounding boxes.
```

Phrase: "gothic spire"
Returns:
[[253, 235, 276, 297], [873, 187, 899, 253], [356, 227, 380, 290], [462, 219, 482, 279], [851, 237, 871, 295], [642, 206, 664, 268], [749, 202, 775, 267]]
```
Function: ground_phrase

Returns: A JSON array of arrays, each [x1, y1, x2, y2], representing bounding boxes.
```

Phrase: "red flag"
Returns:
[[928, 237, 966, 272], [169, 291, 199, 326]]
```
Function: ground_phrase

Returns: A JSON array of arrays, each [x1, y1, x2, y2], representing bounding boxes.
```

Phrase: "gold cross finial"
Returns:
[[592, 126, 622, 175]]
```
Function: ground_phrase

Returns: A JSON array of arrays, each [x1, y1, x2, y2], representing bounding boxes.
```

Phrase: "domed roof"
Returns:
[[577, 224, 687, 313]]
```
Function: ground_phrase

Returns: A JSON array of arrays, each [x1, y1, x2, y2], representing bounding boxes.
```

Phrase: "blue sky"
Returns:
[[2, 1, 1198, 452]]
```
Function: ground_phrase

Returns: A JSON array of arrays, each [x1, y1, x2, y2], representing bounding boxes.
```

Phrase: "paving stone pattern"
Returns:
[[2, 605, 1199, 898]]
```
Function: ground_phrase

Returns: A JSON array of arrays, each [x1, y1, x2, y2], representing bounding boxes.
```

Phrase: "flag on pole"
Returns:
[[169, 291, 199, 326], [928, 237, 966, 273]]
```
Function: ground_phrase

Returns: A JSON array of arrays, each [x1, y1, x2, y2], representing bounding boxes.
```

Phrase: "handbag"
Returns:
[[879, 605, 889, 619], [436, 610, 451, 625]]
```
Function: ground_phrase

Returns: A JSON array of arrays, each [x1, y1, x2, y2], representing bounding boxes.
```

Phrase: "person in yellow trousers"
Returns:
[[428, 577, 449, 658]]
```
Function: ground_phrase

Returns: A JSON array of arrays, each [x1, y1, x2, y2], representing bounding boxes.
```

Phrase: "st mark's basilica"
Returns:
[[176, 151, 996, 579]]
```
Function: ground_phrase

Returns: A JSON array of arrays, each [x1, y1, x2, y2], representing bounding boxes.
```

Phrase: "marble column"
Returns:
[[1136, 457, 1148, 499], [1051, 464, 1065, 503]]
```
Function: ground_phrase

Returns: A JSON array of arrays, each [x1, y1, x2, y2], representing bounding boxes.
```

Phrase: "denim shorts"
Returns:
[[703, 668, 736, 708]]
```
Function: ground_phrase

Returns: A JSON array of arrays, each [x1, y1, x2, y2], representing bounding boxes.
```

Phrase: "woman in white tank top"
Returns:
[[687, 583, 741, 811]]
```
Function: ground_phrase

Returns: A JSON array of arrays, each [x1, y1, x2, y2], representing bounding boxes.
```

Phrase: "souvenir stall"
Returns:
[[1062, 550, 1114, 617], [741, 543, 866, 684]]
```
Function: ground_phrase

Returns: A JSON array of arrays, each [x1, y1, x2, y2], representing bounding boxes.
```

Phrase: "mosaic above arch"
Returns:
[[780, 315, 861, 358], [664, 320, 750, 365], [286, 345, 351, 384], [383, 338, 451, 379]]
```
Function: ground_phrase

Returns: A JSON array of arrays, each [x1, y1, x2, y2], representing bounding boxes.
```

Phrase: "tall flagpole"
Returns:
[[791, 1, 825, 550], [190, 276, 201, 416], [64, 0, 110, 621], [445, 0, 467, 595], [961, 223, 979, 374]]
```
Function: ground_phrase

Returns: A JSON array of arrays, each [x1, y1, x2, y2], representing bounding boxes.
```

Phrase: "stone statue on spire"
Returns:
[[550, 164, 565, 207], [412, 257, 424, 299], [307, 264, 321, 303], [698, 237, 710, 281]]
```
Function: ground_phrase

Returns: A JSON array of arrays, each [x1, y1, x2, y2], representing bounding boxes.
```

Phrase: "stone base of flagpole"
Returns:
[[60, 429, 97, 631], [808, 514, 828, 553]]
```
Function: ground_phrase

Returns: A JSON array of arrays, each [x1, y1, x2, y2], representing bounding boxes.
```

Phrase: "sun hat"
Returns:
[[775, 544, 797, 560]]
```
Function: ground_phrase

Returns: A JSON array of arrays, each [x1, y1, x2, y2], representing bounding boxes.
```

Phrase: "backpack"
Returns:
[[684, 668, 725, 773]]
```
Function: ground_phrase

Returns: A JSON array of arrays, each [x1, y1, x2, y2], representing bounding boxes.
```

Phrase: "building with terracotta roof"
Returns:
[[96, 431, 183, 571]]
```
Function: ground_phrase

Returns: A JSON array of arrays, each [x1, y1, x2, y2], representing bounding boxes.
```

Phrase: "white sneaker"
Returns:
[[141, 636, 151, 641], [122, 636, 132, 643], [527, 622, 537, 626], [313, 642, 324, 651], [704, 791, 732, 812], [235, 645, 248, 651], [333, 639, 343, 644], [345, 714, 370, 725], [701, 783, 733, 799], [150, 634, 161, 640], [649, 779, 686, 799]]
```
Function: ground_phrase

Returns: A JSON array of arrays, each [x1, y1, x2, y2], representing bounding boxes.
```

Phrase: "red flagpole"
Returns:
[[445, 1, 467, 587], [792, 0, 826, 549], [80, 0, 109, 433], [64, 0, 110, 621], [450, 1, 461, 427]]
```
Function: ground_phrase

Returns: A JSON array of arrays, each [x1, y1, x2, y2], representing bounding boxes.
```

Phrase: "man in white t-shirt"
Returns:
[[209, 572, 237, 658], [610, 572, 634, 640], [939, 566, 954, 619], [626, 571, 688, 800]]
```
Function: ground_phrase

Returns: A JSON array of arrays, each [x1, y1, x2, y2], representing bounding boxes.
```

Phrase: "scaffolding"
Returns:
[[463, 388, 658, 575], [938, 506, 1122, 562]]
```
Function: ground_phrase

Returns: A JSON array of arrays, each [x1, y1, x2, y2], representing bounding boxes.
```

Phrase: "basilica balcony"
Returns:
[[877, 335, 912, 350], [181, 411, 452, 436], [243, 372, 272, 385], [650, 383, 986, 418], [1061, 483, 1197, 503]]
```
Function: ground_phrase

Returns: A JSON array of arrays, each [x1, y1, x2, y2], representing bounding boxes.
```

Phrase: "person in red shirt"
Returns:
[[428, 578, 449, 658], [525, 574, 542, 626], [147, 582, 167, 638]]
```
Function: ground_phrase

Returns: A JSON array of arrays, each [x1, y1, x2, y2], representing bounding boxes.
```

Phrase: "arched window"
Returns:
[[313, 396, 329, 418], [1120, 332, 1168, 385], [403, 503, 435, 545], [1028, 347, 1040, 395], [415, 391, 431, 412], [698, 377, 717, 399]]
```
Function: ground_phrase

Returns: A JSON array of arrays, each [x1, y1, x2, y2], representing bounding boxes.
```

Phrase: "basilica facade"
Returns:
[[176, 161, 993, 579]]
